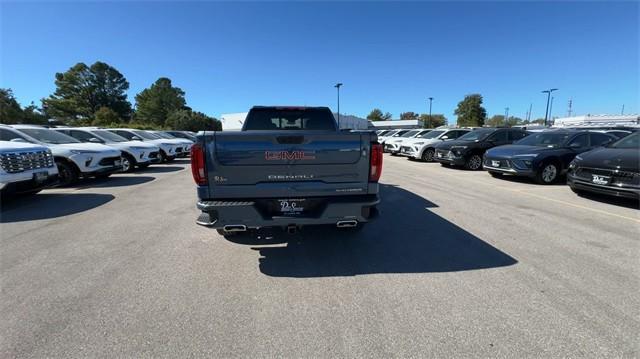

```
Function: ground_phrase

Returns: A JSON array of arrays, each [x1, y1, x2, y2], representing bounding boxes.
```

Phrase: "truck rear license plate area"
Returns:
[[254, 198, 326, 218]]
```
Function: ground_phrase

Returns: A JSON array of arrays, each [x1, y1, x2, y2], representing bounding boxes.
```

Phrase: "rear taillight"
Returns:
[[369, 143, 383, 182], [190, 143, 207, 185]]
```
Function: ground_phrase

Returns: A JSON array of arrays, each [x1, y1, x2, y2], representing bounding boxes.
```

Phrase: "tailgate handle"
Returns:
[[276, 136, 304, 144]]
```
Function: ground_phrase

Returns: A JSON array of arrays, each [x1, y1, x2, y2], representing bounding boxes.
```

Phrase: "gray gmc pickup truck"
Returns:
[[190, 106, 382, 236]]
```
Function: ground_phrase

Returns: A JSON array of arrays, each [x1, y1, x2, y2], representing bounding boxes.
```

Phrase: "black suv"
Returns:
[[434, 128, 528, 170], [483, 130, 617, 184], [567, 131, 639, 199]]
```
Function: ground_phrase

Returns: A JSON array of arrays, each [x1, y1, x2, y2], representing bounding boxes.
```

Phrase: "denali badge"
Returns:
[[265, 150, 316, 160]]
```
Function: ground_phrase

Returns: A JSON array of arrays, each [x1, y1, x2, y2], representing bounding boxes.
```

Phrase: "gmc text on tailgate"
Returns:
[[190, 106, 382, 236]]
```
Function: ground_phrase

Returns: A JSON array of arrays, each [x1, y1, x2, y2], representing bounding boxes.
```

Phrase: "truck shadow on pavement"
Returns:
[[232, 184, 518, 277], [139, 166, 185, 174], [81, 175, 155, 188], [0, 193, 114, 223]]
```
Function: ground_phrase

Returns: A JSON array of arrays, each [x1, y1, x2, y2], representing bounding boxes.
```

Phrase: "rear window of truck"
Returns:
[[243, 108, 337, 131]]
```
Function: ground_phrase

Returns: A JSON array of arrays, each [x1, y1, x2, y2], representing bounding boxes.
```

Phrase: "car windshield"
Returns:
[[19, 128, 81, 144], [392, 130, 408, 137], [133, 130, 160, 140], [609, 132, 639, 149], [153, 132, 174, 139], [92, 130, 128, 142], [458, 129, 494, 141], [377, 130, 390, 136], [419, 130, 444, 139], [401, 130, 420, 138], [514, 132, 572, 147]]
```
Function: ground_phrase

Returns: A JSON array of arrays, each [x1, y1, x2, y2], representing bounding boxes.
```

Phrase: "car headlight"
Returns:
[[70, 150, 100, 155], [413, 142, 424, 145], [574, 155, 583, 161], [450, 146, 468, 156]]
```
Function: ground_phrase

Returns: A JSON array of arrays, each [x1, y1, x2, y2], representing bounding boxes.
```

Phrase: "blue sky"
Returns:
[[1, 1, 638, 123]]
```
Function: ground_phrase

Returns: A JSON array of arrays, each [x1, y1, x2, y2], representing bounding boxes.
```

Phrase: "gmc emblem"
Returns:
[[264, 150, 316, 160]]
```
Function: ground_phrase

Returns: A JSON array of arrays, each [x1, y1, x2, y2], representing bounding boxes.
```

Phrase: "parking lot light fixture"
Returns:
[[334, 83, 343, 128], [428, 97, 433, 128], [542, 88, 558, 126]]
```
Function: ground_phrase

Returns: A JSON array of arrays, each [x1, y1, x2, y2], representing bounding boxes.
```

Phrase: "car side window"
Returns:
[[589, 133, 613, 147], [509, 130, 527, 141], [0, 128, 29, 142], [448, 131, 461, 139], [568, 134, 588, 148], [487, 130, 508, 143], [114, 130, 134, 140], [71, 130, 100, 142]]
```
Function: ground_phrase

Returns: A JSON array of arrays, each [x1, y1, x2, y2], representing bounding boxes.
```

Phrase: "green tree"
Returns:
[[454, 94, 487, 127], [135, 78, 186, 127], [42, 62, 132, 122], [92, 107, 122, 126], [506, 116, 523, 127], [166, 109, 221, 132], [21, 102, 48, 125], [487, 115, 505, 127], [0, 89, 24, 124], [366, 108, 392, 121], [400, 111, 419, 121], [420, 114, 447, 128]]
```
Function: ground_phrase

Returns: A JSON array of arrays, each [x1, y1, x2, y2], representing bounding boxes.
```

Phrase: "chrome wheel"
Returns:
[[541, 164, 557, 183], [121, 156, 131, 172]]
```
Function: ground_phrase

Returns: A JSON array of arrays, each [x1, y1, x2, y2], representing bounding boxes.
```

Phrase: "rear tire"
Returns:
[[159, 150, 168, 163], [55, 160, 79, 186], [464, 154, 483, 170], [422, 148, 435, 162]]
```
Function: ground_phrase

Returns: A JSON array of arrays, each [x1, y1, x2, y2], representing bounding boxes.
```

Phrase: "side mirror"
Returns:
[[441, 135, 449, 140], [88, 137, 102, 143], [131, 136, 141, 141], [10, 138, 27, 143], [568, 142, 582, 149]]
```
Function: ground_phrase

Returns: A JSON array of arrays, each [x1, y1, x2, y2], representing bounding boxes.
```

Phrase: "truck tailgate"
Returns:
[[205, 131, 373, 198]]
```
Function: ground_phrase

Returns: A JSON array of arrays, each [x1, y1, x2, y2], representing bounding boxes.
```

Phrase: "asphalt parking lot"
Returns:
[[1, 155, 638, 358]]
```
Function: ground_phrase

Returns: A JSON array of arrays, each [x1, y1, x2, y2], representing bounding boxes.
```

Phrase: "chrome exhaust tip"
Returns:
[[336, 220, 358, 228], [223, 224, 247, 232]]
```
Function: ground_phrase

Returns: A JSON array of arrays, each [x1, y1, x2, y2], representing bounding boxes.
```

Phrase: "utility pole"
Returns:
[[428, 97, 433, 128], [334, 83, 343, 128], [567, 99, 573, 117], [542, 88, 558, 126], [527, 103, 532, 122], [549, 96, 555, 125], [621, 104, 625, 115], [504, 107, 509, 125]]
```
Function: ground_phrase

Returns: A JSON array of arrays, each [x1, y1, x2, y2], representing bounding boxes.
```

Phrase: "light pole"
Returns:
[[428, 97, 433, 128], [334, 83, 343, 128], [542, 88, 558, 126], [504, 107, 509, 126], [548, 96, 554, 125]]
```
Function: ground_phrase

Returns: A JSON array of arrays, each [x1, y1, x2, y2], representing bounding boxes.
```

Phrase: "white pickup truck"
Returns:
[[0, 140, 59, 197]]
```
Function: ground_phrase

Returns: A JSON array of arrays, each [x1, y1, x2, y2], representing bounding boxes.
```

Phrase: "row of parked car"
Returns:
[[377, 126, 640, 200], [0, 124, 196, 197]]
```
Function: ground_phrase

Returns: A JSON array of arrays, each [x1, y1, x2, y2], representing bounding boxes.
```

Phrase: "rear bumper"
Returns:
[[568, 175, 640, 200], [196, 194, 380, 229]]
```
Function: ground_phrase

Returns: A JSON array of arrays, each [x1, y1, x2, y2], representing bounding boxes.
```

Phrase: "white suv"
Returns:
[[2, 125, 122, 185], [384, 129, 431, 155], [147, 130, 193, 157], [398, 128, 470, 161], [108, 129, 179, 162], [0, 140, 59, 197], [54, 128, 161, 172]]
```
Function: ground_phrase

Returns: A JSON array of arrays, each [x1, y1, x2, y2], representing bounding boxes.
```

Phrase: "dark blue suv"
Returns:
[[483, 130, 617, 184]]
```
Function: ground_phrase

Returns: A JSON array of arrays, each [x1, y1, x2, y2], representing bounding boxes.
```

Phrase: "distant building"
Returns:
[[219, 112, 370, 131], [369, 119, 424, 130], [553, 114, 640, 128]]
